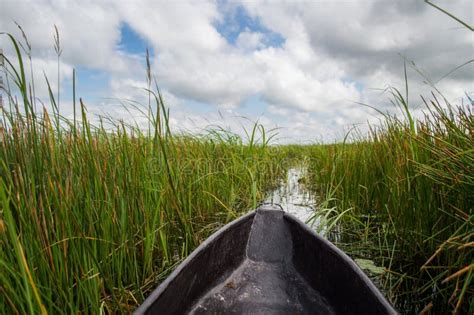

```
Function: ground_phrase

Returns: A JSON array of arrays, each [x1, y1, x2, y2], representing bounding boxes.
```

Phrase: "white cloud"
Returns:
[[235, 30, 265, 51], [1, 0, 472, 143]]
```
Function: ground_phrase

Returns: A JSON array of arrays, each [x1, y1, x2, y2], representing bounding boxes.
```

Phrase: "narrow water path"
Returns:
[[264, 167, 320, 229]]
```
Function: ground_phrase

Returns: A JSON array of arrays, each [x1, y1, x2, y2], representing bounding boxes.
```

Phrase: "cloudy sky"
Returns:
[[1, 0, 472, 143]]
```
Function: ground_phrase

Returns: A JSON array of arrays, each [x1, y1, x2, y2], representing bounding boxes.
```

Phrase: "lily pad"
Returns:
[[354, 258, 385, 275]]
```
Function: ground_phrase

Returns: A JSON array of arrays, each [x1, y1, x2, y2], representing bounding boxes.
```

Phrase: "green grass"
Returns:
[[2, 21, 473, 314], [0, 34, 286, 313], [307, 90, 473, 313]]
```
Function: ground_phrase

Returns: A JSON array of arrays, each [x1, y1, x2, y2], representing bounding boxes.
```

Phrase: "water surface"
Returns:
[[264, 167, 319, 228]]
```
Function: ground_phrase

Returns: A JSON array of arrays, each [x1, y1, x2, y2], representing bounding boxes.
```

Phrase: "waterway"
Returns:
[[264, 167, 321, 230]]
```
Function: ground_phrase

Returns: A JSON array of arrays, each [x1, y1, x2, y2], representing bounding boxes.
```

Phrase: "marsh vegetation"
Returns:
[[1, 25, 472, 314], [307, 94, 473, 314]]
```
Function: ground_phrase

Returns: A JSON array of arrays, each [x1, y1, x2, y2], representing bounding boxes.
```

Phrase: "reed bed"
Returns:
[[0, 35, 286, 313], [307, 91, 473, 313]]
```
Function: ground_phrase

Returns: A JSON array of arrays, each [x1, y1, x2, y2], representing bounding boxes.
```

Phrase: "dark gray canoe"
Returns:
[[135, 205, 397, 314]]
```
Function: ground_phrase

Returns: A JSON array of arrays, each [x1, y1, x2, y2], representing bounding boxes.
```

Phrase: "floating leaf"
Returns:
[[355, 258, 385, 275]]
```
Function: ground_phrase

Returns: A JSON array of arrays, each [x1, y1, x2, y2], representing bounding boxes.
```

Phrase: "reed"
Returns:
[[307, 90, 473, 313], [0, 34, 285, 313]]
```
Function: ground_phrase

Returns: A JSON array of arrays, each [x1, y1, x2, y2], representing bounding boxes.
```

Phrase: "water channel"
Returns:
[[264, 167, 321, 230]]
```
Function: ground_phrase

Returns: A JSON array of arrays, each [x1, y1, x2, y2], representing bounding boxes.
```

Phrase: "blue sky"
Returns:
[[2, 0, 472, 143], [118, 23, 151, 56], [215, 4, 285, 48]]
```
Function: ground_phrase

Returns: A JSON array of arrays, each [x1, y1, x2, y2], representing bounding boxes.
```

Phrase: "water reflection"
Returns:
[[264, 168, 321, 230]]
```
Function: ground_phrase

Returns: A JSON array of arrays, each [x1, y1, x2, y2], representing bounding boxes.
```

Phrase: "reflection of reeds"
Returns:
[[0, 33, 285, 313], [308, 90, 473, 313]]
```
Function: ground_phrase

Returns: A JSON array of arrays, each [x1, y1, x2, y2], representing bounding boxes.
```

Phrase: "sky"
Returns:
[[1, 0, 473, 143]]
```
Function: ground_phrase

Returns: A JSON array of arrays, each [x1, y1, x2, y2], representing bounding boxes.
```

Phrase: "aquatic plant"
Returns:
[[307, 91, 473, 313], [0, 33, 285, 313]]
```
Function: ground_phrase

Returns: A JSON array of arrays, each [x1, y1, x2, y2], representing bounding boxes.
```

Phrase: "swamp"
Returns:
[[1, 1, 472, 314]]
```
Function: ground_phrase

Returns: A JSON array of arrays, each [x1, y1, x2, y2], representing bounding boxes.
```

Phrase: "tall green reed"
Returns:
[[307, 90, 473, 313], [0, 33, 285, 313]]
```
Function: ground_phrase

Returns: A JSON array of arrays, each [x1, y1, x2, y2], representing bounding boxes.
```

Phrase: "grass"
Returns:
[[0, 34, 286, 313], [1, 17, 473, 314], [307, 90, 473, 313]]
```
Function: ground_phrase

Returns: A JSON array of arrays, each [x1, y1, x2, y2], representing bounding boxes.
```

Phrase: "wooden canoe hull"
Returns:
[[135, 206, 397, 314]]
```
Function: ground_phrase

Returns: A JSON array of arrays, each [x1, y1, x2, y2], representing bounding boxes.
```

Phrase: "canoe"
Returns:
[[135, 205, 397, 314]]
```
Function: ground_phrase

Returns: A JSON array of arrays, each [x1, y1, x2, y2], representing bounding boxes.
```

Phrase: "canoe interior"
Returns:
[[135, 206, 396, 315]]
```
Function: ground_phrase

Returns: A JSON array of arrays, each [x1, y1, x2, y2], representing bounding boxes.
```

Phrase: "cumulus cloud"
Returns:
[[235, 30, 265, 51], [1, 0, 472, 142]]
